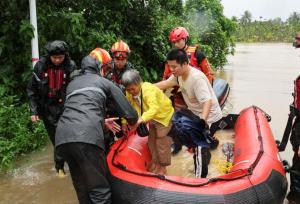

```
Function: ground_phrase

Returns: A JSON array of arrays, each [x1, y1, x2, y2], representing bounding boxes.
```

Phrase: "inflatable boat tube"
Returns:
[[107, 106, 287, 204]]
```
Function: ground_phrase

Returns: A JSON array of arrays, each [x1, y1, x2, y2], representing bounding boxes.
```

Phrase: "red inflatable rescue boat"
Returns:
[[107, 106, 287, 203]]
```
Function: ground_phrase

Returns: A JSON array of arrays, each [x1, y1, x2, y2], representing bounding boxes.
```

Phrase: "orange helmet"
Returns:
[[111, 40, 130, 59], [89, 48, 112, 66]]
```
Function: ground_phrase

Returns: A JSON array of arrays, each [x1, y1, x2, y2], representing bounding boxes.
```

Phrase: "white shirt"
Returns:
[[167, 67, 222, 125]]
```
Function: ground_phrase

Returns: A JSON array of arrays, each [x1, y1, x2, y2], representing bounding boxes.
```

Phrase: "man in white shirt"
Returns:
[[155, 48, 223, 178]]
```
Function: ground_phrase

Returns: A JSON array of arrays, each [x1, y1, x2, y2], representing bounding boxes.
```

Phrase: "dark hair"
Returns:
[[166, 48, 189, 65]]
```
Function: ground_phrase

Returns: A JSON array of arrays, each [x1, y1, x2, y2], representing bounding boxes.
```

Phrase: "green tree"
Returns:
[[235, 11, 300, 42], [184, 0, 237, 68], [0, 0, 34, 98], [288, 12, 300, 26], [287, 12, 300, 36]]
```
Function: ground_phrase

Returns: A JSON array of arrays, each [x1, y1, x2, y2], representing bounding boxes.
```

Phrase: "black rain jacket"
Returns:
[[55, 56, 138, 149]]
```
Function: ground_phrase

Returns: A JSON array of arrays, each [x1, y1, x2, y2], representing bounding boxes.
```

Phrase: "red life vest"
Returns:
[[294, 76, 300, 109], [42, 67, 67, 102], [111, 74, 122, 85]]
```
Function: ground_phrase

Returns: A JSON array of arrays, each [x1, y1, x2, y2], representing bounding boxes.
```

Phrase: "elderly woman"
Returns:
[[122, 70, 174, 175]]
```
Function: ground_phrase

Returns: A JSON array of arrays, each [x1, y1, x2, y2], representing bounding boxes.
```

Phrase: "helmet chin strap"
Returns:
[[183, 44, 188, 50], [183, 38, 188, 50]]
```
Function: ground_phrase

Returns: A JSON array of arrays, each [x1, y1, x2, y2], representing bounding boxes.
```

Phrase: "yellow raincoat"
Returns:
[[126, 82, 174, 126]]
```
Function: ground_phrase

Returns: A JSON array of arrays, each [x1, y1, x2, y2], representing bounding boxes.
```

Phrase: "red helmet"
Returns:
[[89, 48, 112, 66], [294, 33, 300, 48], [169, 27, 189, 43]]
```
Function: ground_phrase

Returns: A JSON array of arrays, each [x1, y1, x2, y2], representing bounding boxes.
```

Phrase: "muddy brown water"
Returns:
[[1, 43, 299, 203]]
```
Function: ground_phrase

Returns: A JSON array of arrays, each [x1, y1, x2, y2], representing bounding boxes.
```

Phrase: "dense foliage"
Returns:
[[0, 85, 47, 170], [0, 0, 235, 169], [235, 11, 300, 42], [184, 0, 236, 69]]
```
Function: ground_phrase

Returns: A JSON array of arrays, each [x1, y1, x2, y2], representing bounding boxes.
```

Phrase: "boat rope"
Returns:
[[246, 106, 266, 203], [253, 105, 271, 122], [111, 106, 265, 187], [247, 106, 264, 175]]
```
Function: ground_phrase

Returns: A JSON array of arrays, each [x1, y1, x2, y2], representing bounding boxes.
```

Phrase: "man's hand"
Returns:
[[199, 118, 209, 129], [298, 146, 300, 158], [105, 117, 121, 134], [31, 115, 39, 122]]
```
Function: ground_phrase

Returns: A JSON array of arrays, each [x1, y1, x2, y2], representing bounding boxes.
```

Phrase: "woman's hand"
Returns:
[[105, 117, 121, 134], [129, 118, 144, 132], [122, 124, 129, 134]]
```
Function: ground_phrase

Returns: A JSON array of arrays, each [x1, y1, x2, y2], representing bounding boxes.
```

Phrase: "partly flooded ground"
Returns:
[[1, 43, 299, 203], [168, 129, 235, 178], [0, 144, 77, 204]]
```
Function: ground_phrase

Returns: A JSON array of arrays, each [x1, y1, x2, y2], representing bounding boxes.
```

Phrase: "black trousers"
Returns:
[[193, 146, 211, 178], [287, 153, 300, 203], [57, 143, 112, 204], [42, 117, 65, 171]]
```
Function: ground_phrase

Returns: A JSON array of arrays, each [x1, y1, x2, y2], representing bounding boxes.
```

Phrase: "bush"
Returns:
[[0, 85, 47, 171]]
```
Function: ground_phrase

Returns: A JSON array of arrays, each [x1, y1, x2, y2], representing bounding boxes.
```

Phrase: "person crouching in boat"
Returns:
[[155, 48, 222, 178], [121, 69, 174, 175]]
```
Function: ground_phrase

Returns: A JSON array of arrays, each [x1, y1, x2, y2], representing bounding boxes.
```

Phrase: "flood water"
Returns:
[[1, 43, 299, 203], [222, 43, 300, 164]]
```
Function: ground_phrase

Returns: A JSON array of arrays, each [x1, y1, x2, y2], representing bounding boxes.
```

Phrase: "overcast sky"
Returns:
[[220, 0, 300, 21]]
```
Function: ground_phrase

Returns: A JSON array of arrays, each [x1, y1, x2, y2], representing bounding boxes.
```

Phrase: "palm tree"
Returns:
[[288, 12, 300, 26], [240, 10, 252, 25]]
